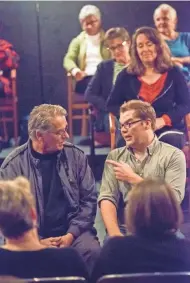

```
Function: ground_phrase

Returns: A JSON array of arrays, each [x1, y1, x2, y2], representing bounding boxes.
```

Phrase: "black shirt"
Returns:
[[31, 148, 68, 238], [0, 247, 88, 279], [91, 235, 190, 283]]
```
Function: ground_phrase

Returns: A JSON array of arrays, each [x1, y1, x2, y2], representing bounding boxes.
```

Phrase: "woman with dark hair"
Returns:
[[107, 26, 190, 149], [92, 179, 190, 283], [0, 177, 88, 279]]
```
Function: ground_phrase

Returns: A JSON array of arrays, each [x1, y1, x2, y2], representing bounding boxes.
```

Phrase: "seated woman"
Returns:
[[63, 5, 110, 94], [0, 177, 88, 279], [85, 27, 131, 146], [92, 179, 190, 282], [153, 3, 190, 86], [107, 26, 190, 149]]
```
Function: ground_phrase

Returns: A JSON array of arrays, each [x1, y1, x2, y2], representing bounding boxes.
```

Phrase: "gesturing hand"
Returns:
[[106, 160, 143, 184]]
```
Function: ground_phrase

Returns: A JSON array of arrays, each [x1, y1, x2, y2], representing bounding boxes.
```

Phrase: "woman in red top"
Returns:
[[107, 26, 190, 149]]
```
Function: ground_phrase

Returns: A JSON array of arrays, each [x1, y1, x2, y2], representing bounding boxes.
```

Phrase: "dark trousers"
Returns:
[[72, 230, 101, 274], [75, 76, 92, 94]]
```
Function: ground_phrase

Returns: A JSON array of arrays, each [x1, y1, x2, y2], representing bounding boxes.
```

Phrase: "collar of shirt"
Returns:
[[127, 135, 159, 157]]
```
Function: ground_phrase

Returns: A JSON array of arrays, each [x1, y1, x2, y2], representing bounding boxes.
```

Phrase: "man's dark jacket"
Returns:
[[0, 141, 97, 239]]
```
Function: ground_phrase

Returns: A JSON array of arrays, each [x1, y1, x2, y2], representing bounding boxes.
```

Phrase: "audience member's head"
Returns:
[[104, 27, 131, 64], [0, 177, 36, 239], [153, 4, 177, 35], [126, 179, 183, 238], [28, 104, 69, 153], [119, 100, 156, 147], [79, 5, 101, 36], [128, 26, 172, 75]]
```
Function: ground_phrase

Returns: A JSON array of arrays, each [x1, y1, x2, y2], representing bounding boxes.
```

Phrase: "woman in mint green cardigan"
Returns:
[[63, 5, 110, 94]]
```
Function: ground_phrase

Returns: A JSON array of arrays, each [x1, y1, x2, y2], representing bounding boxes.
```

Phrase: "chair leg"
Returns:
[[68, 107, 73, 142], [81, 108, 88, 137], [2, 115, 8, 142], [13, 104, 18, 146], [89, 108, 95, 158]]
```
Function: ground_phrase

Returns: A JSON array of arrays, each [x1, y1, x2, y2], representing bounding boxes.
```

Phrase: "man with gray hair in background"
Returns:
[[0, 104, 100, 272], [64, 4, 110, 94]]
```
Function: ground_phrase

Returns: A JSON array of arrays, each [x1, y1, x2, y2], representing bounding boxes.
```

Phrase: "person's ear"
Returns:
[[30, 207, 37, 222], [36, 130, 43, 142], [144, 119, 152, 130], [174, 17, 178, 29]]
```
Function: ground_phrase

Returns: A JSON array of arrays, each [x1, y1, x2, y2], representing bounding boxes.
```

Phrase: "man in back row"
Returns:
[[0, 104, 100, 272], [99, 100, 186, 236]]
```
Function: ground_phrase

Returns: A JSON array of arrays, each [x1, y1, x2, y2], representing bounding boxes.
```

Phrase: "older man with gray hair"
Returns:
[[0, 104, 100, 273], [64, 4, 110, 94]]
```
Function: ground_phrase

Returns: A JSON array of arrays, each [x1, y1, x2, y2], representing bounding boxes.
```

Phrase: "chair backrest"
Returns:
[[98, 272, 190, 283], [27, 276, 86, 283]]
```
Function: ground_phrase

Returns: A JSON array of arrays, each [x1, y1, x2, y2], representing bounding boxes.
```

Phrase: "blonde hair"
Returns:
[[120, 100, 156, 131], [126, 179, 183, 237], [28, 104, 67, 139], [0, 177, 35, 238]]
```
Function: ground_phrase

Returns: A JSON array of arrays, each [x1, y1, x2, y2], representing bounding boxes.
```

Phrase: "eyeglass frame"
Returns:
[[106, 40, 127, 52], [118, 119, 143, 130], [46, 126, 69, 137]]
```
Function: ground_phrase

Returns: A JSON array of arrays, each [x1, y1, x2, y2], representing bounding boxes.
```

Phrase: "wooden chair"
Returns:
[[109, 113, 117, 150], [109, 112, 190, 211], [67, 73, 89, 141], [98, 272, 190, 283], [0, 69, 18, 145]]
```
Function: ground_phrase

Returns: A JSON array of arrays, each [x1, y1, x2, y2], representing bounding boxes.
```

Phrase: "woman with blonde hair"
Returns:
[[0, 177, 88, 279], [92, 179, 190, 282]]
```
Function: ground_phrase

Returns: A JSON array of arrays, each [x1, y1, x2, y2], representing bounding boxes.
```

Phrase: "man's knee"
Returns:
[[72, 231, 100, 252], [72, 231, 101, 273]]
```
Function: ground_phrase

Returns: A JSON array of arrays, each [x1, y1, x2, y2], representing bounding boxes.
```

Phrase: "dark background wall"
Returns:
[[0, 1, 189, 128]]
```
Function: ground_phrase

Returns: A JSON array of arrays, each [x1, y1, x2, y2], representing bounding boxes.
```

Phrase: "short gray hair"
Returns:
[[153, 3, 177, 21], [28, 104, 67, 139], [79, 5, 101, 22], [0, 177, 35, 238]]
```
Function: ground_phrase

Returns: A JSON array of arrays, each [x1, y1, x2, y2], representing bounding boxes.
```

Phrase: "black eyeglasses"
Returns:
[[107, 41, 127, 52], [118, 119, 142, 130]]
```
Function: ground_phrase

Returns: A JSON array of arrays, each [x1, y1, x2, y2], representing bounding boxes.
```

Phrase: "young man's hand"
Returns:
[[106, 160, 143, 184]]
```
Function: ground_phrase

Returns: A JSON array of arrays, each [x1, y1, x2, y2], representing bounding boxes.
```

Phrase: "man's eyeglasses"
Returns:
[[118, 119, 142, 130], [50, 126, 69, 137], [107, 41, 127, 52]]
